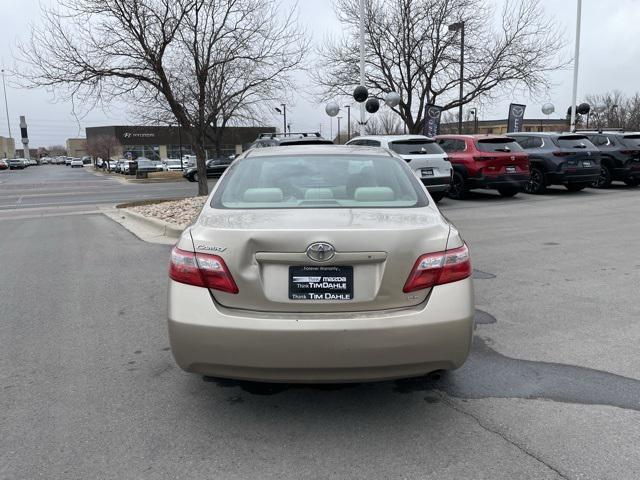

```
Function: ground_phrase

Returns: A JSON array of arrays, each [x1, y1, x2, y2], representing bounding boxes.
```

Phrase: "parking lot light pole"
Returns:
[[337, 116, 342, 144], [359, 0, 366, 136], [1, 69, 11, 138], [448, 22, 465, 134], [275, 105, 287, 136], [344, 105, 351, 141], [570, 0, 582, 133]]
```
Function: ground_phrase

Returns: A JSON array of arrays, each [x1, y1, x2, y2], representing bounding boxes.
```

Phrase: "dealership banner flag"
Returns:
[[423, 105, 444, 137], [507, 103, 526, 133]]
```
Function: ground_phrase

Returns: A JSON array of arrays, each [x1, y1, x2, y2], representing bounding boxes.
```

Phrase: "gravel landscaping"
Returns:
[[129, 196, 207, 227]]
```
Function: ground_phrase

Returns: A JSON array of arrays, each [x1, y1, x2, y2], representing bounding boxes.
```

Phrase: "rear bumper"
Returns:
[[167, 278, 474, 383], [421, 175, 451, 192], [468, 173, 529, 190], [614, 165, 640, 180], [548, 168, 600, 185]]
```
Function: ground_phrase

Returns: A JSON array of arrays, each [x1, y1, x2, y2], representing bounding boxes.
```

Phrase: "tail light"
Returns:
[[403, 244, 472, 293], [552, 151, 573, 157], [620, 150, 638, 155], [169, 246, 239, 294]]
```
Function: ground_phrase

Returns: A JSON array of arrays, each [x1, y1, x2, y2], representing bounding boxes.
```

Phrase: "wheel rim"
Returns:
[[527, 169, 542, 193], [450, 175, 463, 197], [595, 167, 610, 187], [193, 173, 199, 182]]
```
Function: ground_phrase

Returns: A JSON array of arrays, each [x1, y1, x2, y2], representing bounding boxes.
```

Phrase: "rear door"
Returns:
[[388, 139, 451, 180], [474, 138, 529, 175]]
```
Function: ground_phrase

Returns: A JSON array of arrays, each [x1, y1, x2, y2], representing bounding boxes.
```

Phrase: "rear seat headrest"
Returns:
[[242, 188, 283, 203], [353, 187, 395, 202]]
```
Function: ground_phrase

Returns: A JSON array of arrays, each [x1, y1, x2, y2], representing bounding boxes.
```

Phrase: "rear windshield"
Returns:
[[388, 140, 444, 155], [165, 160, 181, 165], [621, 135, 640, 148], [212, 154, 427, 209], [476, 138, 524, 153], [555, 136, 593, 149]]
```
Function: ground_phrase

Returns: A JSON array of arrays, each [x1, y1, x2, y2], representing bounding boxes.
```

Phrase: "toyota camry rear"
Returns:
[[167, 145, 474, 383]]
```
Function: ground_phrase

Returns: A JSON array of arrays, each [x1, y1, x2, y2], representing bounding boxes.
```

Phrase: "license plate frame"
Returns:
[[421, 168, 434, 177], [582, 160, 592, 167], [505, 166, 516, 174], [289, 265, 353, 301]]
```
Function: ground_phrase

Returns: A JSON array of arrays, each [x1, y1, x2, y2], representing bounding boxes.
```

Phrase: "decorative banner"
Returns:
[[423, 104, 444, 137], [507, 103, 526, 133]]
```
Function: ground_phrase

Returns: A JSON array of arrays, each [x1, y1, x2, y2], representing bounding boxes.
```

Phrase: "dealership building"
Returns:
[[85, 125, 276, 160]]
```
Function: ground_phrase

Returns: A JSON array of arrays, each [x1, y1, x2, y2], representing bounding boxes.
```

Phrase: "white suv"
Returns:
[[346, 135, 452, 202]]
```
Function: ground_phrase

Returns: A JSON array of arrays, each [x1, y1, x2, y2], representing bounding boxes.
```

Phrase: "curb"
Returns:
[[120, 208, 187, 238]]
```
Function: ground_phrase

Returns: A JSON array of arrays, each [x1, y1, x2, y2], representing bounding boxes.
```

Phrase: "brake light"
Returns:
[[403, 244, 472, 293], [552, 151, 573, 157], [169, 246, 239, 294], [620, 150, 637, 155]]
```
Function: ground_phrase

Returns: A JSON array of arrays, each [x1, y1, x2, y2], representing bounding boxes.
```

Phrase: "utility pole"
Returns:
[[570, 0, 582, 133], [337, 117, 342, 144]]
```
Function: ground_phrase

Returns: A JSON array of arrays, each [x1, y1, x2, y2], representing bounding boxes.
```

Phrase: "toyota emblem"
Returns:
[[306, 242, 335, 262]]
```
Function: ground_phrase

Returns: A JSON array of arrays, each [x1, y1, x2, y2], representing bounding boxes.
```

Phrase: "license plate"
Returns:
[[289, 266, 353, 300], [421, 168, 434, 177], [582, 161, 591, 167], [506, 166, 516, 173]]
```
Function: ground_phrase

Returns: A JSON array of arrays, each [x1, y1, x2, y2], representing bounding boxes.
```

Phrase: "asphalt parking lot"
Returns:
[[1, 167, 639, 479]]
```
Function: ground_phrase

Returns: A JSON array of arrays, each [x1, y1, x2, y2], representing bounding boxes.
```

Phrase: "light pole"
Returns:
[[337, 116, 342, 144], [359, 0, 366, 136], [275, 104, 287, 136], [570, 0, 582, 132], [469, 108, 478, 134], [449, 21, 465, 135], [1, 69, 10, 139], [344, 105, 351, 141], [612, 104, 619, 129]]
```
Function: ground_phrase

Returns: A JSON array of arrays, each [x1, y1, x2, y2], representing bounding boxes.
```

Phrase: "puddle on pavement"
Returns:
[[204, 309, 640, 412]]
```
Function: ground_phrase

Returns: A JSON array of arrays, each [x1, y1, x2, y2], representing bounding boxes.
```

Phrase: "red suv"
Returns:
[[436, 135, 530, 199]]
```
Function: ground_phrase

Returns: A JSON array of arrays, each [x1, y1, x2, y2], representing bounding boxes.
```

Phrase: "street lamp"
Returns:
[[275, 104, 287, 136], [469, 108, 478, 134], [448, 21, 465, 135], [1, 69, 11, 139], [337, 116, 342, 144], [343, 105, 351, 141]]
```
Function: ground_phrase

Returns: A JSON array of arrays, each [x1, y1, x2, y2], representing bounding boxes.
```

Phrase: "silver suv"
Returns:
[[346, 135, 452, 202]]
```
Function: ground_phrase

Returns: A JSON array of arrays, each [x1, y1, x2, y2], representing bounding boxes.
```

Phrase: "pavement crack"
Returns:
[[440, 394, 571, 480]]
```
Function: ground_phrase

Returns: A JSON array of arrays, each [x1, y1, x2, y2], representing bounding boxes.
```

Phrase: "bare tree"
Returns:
[[364, 110, 404, 135], [315, 0, 566, 134], [87, 135, 121, 164], [584, 91, 640, 131], [17, 0, 307, 195], [47, 145, 67, 156]]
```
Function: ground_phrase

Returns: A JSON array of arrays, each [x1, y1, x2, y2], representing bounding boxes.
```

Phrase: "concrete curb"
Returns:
[[87, 168, 187, 184], [120, 208, 187, 238], [103, 208, 187, 245]]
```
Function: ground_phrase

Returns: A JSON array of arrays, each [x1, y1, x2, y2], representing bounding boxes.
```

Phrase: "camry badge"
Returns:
[[306, 242, 335, 262]]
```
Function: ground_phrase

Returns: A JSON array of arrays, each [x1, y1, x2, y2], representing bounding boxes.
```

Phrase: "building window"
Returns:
[[167, 144, 195, 159], [122, 145, 160, 160]]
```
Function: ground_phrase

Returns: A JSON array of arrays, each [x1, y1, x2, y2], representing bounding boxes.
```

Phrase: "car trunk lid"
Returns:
[[474, 138, 529, 175], [190, 207, 450, 313]]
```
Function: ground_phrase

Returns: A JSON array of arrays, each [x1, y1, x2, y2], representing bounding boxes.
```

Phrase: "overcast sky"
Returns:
[[1, 0, 640, 147]]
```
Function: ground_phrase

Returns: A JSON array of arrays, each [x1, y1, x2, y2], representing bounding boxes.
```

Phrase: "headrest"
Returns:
[[242, 188, 283, 203], [354, 187, 395, 202]]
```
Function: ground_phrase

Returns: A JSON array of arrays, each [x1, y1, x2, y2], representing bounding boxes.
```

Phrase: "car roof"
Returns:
[[436, 134, 514, 140], [349, 134, 434, 142], [245, 145, 394, 158]]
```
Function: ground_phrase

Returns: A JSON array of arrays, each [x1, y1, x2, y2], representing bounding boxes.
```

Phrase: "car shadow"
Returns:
[[195, 310, 640, 413]]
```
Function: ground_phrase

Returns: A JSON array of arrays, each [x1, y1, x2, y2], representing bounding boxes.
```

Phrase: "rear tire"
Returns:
[[592, 165, 612, 188], [524, 167, 546, 194], [566, 182, 588, 192], [497, 188, 519, 198], [448, 172, 468, 200], [624, 178, 640, 187], [430, 192, 445, 203]]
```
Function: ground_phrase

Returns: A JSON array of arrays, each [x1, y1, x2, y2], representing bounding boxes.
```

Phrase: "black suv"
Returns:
[[581, 132, 640, 187], [509, 132, 601, 193], [248, 132, 333, 149]]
